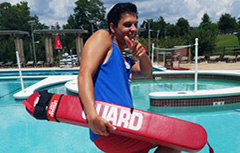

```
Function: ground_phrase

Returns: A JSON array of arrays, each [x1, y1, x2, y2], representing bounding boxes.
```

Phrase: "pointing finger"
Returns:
[[124, 36, 134, 50]]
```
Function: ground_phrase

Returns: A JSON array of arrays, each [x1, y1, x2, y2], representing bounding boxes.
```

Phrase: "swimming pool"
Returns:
[[1, 74, 240, 153], [0, 69, 79, 78]]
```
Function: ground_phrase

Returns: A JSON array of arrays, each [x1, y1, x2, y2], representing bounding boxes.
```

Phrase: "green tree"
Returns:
[[199, 13, 219, 36], [188, 28, 217, 56], [62, 0, 106, 53], [237, 17, 240, 28], [156, 16, 167, 38], [189, 13, 218, 56], [0, 2, 48, 62], [0, 2, 32, 31], [236, 17, 240, 44], [176, 17, 190, 36], [201, 13, 211, 23], [51, 22, 61, 30], [139, 19, 153, 39], [63, 0, 106, 37], [218, 13, 238, 33], [166, 23, 178, 37]]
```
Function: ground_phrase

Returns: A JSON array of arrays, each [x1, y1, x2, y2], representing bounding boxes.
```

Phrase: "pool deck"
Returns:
[[13, 75, 77, 99]]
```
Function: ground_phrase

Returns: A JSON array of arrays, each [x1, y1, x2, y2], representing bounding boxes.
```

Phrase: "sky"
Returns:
[[1, 0, 240, 27]]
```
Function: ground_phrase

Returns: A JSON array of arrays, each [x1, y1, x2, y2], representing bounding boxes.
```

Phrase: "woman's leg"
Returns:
[[154, 146, 181, 153]]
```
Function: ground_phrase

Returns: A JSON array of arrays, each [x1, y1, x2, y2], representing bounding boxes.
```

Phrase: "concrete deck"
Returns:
[[13, 75, 77, 99]]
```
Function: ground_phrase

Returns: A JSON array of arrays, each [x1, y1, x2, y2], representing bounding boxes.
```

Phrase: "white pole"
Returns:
[[148, 21, 151, 53], [194, 38, 198, 92], [58, 50, 60, 67], [163, 52, 166, 67], [151, 43, 154, 65], [16, 51, 25, 91]]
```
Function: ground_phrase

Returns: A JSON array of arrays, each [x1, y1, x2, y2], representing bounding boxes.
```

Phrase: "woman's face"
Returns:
[[111, 13, 138, 46]]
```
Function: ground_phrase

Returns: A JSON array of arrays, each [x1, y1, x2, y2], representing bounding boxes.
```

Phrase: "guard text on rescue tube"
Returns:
[[82, 103, 143, 131]]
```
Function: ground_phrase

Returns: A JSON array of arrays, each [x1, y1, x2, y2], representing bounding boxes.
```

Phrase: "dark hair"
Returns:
[[107, 2, 138, 33]]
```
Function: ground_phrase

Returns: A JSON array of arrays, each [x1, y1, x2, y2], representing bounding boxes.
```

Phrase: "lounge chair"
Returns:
[[224, 55, 236, 63], [207, 55, 220, 63], [193, 56, 205, 63], [237, 55, 240, 61], [25, 61, 34, 67], [45, 61, 54, 67], [0, 61, 4, 68], [198, 56, 206, 62], [179, 56, 188, 63], [36, 61, 44, 67], [4, 61, 13, 67], [13, 62, 23, 67]]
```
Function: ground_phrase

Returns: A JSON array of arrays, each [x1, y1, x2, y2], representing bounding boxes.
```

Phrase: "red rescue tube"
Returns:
[[23, 91, 213, 153]]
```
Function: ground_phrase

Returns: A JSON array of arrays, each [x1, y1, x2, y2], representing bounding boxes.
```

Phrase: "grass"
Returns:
[[216, 34, 239, 47], [214, 34, 240, 55]]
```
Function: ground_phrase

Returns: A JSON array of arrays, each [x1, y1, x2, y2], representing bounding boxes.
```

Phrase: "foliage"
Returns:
[[237, 29, 240, 44], [0, 1, 239, 63], [199, 22, 219, 36], [61, 0, 106, 54], [190, 28, 217, 56], [63, 0, 106, 38], [166, 24, 178, 37], [237, 17, 240, 44], [155, 16, 167, 38], [176, 17, 190, 37], [0, 2, 30, 30], [201, 13, 211, 23], [139, 19, 153, 38], [186, 14, 218, 56], [0, 2, 48, 63], [218, 13, 238, 33], [0, 37, 15, 62]]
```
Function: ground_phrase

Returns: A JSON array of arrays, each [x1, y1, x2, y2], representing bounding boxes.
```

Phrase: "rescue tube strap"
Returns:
[[207, 141, 214, 153], [33, 90, 53, 120]]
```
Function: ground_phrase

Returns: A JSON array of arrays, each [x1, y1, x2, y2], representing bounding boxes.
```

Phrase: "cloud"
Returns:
[[230, 0, 240, 19], [1, 0, 240, 27], [0, 0, 75, 26], [49, 0, 75, 19], [29, 0, 75, 26]]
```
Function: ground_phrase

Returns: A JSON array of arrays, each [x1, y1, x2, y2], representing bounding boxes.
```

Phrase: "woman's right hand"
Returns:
[[88, 114, 116, 136]]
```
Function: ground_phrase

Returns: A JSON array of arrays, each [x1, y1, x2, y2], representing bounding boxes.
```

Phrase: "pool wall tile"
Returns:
[[151, 73, 240, 107]]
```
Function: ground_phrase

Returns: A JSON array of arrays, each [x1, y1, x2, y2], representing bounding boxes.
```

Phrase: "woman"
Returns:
[[78, 2, 180, 153]]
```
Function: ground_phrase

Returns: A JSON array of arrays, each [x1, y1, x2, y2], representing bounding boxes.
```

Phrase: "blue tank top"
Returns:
[[90, 39, 133, 141]]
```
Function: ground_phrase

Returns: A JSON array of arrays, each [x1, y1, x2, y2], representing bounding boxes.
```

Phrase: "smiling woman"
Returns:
[[77, 2, 183, 153]]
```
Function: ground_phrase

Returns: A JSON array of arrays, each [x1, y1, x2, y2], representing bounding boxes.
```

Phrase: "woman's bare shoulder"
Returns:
[[87, 29, 110, 43], [95, 29, 110, 35], [94, 30, 111, 41], [85, 29, 112, 50]]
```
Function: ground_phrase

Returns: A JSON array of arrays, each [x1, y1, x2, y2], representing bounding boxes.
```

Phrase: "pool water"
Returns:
[[1, 78, 240, 153], [0, 69, 79, 77], [131, 78, 240, 111]]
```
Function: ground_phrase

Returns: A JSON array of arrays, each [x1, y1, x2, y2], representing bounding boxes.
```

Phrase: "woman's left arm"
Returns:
[[132, 50, 153, 79], [125, 36, 153, 78]]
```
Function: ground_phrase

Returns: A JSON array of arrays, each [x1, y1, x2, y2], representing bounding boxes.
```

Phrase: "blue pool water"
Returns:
[[1, 76, 240, 153], [0, 69, 79, 77]]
